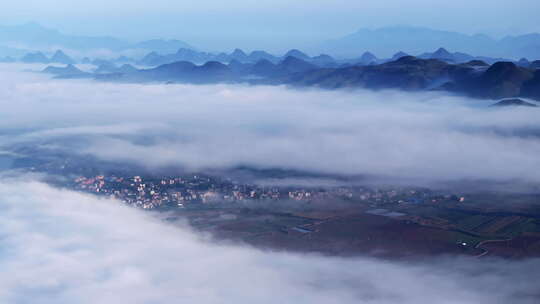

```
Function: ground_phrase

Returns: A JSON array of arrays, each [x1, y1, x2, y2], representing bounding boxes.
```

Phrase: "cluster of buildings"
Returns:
[[71, 174, 462, 210]]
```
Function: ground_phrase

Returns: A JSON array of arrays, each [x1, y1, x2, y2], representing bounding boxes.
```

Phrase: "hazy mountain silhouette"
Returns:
[[0, 22, 194, 54], [358, 52, 378, 64], [392, 51, 410, 61], [248, 51, 278, 63], [517, 58, 531, 67], [230, 49, 249, 61], [50, 50, 75, 64], [21, 51, 49, 63], [284, 49, 310, 61], [320, 26, 540, 59], [310, 54, 337, 67], [42, 64, 90, 78], [137, 48, 325, 67]]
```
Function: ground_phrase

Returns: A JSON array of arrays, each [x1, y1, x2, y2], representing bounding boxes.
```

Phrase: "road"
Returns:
[[474, 238, 513, 258]]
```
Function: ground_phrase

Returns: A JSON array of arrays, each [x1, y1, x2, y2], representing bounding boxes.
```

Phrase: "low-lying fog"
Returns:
[[1, 63, 539, 185], [0, 179, 538, 304]]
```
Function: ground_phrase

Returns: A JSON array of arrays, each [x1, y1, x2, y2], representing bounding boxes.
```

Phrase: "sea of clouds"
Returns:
[[1, 63, 540, 185]]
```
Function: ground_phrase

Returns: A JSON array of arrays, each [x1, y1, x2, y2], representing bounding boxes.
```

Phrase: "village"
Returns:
[[70, 173, 464, 210]]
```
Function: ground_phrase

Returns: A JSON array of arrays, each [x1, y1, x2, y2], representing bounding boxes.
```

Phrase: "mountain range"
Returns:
[[320, 26, 540, 59], [43, 54, 540, 102], [4, 23, 540, 66], [136, 47, 539, 69], [4, 24, 540, 63], [0, 23, 194, 56], [284, 57, 540, 101], [134, 46, 530, 68], [14, 45, 538, 70]]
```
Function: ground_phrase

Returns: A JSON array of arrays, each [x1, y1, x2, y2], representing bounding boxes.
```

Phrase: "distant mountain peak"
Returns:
[[200, 61, 230, 73], [280, 56, 317, 73], [321, 26, 540, 59], [311, 54, 335, 63], [232, 49, 247, 56], [42, 63, 86, 77], [50, 49, 75, 64], [432, 47, 453, 58], [282, 55, 305, 64], [176, 48, 198, 55], [517, 58, 530, 67], [435, 47, 450, 53], [0, 23, 196, 54], [284, 49, 310, 60], [21, 51, 49, 63], [248, 50, 276, 62], [481, 62, 534, 84], [360, 51, 377, 63], [394, 55, 418, 63], [485, 61, 519, 73], [392, 51, 409, 60]]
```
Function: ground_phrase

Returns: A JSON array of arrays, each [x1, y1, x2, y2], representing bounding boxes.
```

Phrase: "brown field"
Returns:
[[477, 216, 524, 235], [206, 211, 484, 258], [163, 195, 540, 260]]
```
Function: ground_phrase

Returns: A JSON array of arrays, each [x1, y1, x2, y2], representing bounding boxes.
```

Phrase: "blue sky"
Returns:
[[4, 0, 540, 51]]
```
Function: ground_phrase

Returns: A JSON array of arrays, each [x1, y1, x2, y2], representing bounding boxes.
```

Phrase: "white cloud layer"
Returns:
[[0, 179, 539, 304], [1, 64, 540, 185]]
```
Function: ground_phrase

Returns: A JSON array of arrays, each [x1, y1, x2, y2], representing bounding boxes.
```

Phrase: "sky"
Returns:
[[2, 0, 540, 51]]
